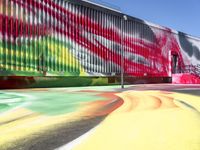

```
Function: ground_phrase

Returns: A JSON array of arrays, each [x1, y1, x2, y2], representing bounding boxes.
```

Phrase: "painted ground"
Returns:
[[0, 84, 200, 150]]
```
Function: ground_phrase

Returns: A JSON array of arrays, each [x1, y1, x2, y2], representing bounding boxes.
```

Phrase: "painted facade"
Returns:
[[0, 0, 200, 86]]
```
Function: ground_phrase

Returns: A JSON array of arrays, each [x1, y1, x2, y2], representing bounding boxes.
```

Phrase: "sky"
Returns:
[[94, 0, 200, 38]]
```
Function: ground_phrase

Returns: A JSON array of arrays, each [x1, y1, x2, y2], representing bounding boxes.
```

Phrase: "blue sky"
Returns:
[[96, 0, 200, 37]]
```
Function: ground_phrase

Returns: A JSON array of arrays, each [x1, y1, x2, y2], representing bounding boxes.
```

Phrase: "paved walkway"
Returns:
[[0, 84, 200, 150]]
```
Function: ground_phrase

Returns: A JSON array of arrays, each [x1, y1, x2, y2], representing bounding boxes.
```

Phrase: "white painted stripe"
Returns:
[[55, 126, 98, 150]]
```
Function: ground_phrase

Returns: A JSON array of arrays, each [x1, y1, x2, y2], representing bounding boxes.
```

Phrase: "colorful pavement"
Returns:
[[0, 84, 200, 150]]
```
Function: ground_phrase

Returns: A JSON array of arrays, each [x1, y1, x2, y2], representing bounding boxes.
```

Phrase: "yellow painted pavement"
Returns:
[[0, 108, 83, 149], [73, 91, 200, 150]]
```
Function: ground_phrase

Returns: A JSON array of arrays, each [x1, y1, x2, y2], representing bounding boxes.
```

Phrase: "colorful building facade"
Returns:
[[0, 0, 200, 88]]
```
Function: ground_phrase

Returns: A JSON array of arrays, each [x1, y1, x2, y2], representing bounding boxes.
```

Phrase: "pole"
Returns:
[[121, 15, 127, 89]]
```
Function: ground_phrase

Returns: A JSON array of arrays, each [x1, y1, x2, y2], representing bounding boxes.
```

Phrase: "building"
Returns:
[[0, 0, 200, 88]]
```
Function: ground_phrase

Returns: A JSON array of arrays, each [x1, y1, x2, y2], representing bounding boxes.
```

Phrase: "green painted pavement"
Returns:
[[0, 92, 28, 113], [0, 90, 106, 116], [26, 92, 106, 115], [0, 85, 131, 115]]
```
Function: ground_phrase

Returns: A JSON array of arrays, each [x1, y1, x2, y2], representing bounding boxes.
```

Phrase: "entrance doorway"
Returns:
[[171, 54, 179, 74]]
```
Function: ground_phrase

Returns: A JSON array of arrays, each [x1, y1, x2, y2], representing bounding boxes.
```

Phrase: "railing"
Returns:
[[194, 64, 200, 76], [175, 64, 200, 77]]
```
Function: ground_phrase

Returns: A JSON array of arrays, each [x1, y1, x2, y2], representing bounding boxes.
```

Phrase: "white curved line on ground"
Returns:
[[55, 126, 98, 150]]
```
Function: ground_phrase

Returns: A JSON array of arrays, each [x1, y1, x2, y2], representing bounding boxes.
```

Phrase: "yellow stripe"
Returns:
[[47, 42, 87, 75]]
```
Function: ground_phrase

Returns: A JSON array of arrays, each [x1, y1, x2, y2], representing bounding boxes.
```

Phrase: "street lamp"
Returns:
[[121, 15, 127, 89]]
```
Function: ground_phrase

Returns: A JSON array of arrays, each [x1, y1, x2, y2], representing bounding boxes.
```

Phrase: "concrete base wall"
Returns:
[[0, 76, 171, 89]]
